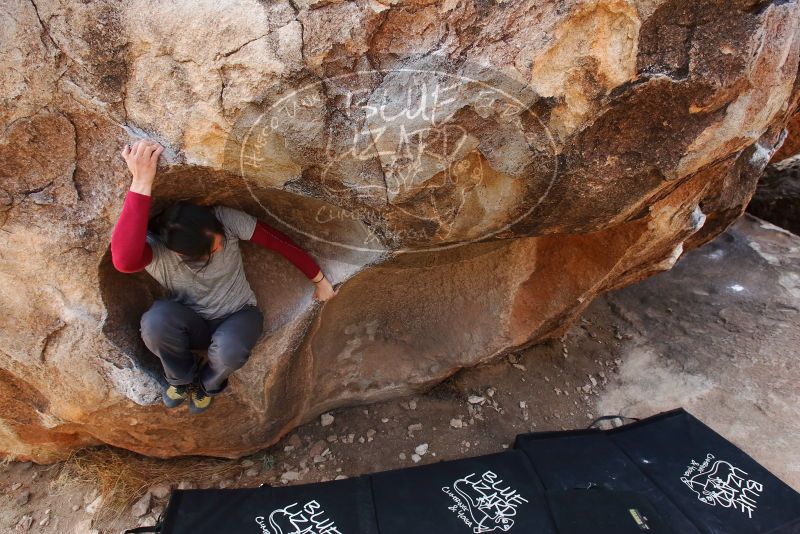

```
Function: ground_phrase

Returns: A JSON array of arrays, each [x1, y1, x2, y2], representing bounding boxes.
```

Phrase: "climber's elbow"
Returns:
[[112, 259, 139, 274], [111, 253, 143, 274]]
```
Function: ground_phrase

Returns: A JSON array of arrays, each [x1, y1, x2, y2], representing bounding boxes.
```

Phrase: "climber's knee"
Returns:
[[139, 299, 194, 349], [140, 300, 171, 346], [207, 331, 252, 371]]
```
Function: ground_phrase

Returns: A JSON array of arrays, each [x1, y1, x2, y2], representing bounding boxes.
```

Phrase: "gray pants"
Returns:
[[140, 299, 264, 396]]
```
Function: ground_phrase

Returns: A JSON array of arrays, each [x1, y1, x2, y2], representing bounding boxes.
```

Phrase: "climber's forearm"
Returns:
[[248, 221, 322, 280], [129, 177, 153, 196], [111, 139, 164, 273], [111, 190, 153, 273]]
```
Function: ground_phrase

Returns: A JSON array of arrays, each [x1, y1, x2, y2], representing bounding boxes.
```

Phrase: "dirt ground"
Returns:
[[1, 215, 798, 533]]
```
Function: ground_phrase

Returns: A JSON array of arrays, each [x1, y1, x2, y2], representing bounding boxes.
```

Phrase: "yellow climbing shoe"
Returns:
[[162, 383, 188, 408], [188, 387, 213, 414]]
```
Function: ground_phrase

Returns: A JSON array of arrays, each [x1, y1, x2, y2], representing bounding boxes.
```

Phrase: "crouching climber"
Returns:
[[110, 139, 337, 414]]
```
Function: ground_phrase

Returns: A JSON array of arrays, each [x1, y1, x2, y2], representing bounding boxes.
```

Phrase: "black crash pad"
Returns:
[[158, 475, 379, 534], [130, 408, 800, 534], [371, 449, 556, 533]]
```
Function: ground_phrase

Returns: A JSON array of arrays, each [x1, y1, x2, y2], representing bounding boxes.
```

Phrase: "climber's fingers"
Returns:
[[126, 139, 159, 160], [140, 142, 156, 159], [121, 143, 131, 160], [131, 139, 144, 157], [150, 144, 165, 162], [137, 139, 156, 158]]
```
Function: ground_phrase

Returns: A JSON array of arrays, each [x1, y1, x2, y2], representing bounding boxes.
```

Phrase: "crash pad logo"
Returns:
[[254, 500, 342, 534], [681, 453, 763, 518], [441, 470, 529, 532]]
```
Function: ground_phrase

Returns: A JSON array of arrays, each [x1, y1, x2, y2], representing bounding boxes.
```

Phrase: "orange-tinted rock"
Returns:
[[773, 112, 800, 162], [0, 0, 799, 461]]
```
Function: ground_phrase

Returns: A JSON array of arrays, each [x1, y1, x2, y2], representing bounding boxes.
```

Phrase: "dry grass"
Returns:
[[51, 446, 262, 527]]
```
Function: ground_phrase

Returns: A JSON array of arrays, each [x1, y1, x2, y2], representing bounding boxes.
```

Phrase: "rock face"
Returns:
[[1, 0, 799, 462], [772, 111, 800, 161]]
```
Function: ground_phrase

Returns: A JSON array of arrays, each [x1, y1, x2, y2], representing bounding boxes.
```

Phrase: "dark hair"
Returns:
[[150, 202, 225, 269]]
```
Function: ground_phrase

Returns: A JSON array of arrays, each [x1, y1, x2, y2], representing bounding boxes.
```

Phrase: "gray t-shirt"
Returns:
[[145, 205, 258, 320]]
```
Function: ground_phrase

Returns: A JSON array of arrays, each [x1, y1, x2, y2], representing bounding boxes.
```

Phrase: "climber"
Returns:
[[110, 139, 337, 414]]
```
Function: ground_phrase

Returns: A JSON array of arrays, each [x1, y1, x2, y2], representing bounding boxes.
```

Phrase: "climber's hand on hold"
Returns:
[[312, 275, 338, 302], [122, 139, 164, 196]]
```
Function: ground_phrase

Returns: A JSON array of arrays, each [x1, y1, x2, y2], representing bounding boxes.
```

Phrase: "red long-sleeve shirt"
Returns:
[[110, 191, 321, 279]]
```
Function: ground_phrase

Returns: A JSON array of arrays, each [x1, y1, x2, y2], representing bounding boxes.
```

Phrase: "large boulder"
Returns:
[[1, 0, 798, 461]]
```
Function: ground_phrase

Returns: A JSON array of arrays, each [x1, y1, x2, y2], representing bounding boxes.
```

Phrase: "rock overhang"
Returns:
[[0, 0, 798, 461]]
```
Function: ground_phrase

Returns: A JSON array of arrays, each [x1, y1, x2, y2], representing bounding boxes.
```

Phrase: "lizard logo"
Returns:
[[442, 470, 529, 533], [255, 500, 342, 534], [681, 453, 763, 518]]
